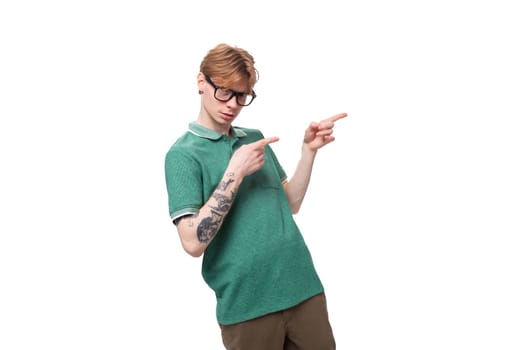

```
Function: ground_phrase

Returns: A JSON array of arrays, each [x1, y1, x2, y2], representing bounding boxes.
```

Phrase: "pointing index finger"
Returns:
[[328, 113, 348, 123], [256, 136, 280, 147]]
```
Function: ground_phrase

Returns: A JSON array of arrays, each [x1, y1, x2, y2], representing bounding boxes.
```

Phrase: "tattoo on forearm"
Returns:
[[196, 177, 237, 243], [218, 178, 234, 191], [197, 210, 223, 243], [210, 192, 233, 212]]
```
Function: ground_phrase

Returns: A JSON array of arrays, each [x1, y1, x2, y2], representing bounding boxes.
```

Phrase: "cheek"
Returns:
[[203, 91, 216, 106]]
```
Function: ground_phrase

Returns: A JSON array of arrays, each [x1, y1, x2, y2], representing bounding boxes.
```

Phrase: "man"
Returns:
[[164, 43, 347, 349]]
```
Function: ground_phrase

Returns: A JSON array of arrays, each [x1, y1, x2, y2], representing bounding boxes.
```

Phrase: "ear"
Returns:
[[197, 72, 206, 93]]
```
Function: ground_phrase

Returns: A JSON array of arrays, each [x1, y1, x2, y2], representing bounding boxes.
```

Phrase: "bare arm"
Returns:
[[284, 113, 347, 213], [176, 136, 279, 257]]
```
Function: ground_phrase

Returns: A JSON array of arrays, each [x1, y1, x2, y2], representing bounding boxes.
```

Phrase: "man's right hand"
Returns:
[[228, 137, 279, 177]]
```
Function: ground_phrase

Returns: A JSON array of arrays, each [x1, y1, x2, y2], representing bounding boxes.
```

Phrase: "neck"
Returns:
[[196, 113, 231, 136]]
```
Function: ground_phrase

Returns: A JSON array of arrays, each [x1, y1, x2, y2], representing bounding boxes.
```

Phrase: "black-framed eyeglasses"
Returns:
[[205, 75, 256, 106]]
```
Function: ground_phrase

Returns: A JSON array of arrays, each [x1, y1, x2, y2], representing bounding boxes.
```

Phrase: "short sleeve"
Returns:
[[164, 148, 203, 222]]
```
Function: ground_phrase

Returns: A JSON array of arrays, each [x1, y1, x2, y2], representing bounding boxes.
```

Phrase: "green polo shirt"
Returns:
[[165, 122, 323, 325]]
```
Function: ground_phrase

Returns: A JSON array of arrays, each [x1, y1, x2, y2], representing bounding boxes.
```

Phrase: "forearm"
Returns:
[[285, 144, 317, 214], [176, 170, 242, 257]]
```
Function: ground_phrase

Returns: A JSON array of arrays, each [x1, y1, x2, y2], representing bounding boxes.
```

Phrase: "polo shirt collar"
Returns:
[[188, 122, 247, 140]]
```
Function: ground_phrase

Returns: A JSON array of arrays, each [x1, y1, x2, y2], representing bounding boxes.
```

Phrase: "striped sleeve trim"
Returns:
[[170, 208, 199, 222]]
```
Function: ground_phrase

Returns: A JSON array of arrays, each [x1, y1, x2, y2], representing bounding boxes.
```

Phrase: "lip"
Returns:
[[220, 112, 235, 121]]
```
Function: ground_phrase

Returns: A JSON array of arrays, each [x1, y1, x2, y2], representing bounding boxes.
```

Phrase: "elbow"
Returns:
[[289, 203, 301, 215], [176, 221, 205, 257], [285, 190, 304, 215], [288, 197, 304, 214], [187, 249, 204, 258], [182, 241, 205, 258]]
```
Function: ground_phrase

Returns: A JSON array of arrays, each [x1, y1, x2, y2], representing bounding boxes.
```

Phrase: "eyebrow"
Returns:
[[206, 75, 251, 95], [220, 85, 250, 95]]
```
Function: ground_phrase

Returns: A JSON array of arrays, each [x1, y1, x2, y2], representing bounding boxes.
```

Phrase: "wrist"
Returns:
[[301, 143, 317, 158], [224, 168, 244, 185]]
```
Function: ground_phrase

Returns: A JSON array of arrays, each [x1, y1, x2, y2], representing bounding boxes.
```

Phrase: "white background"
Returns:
[[1, 0, 524, 349]]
